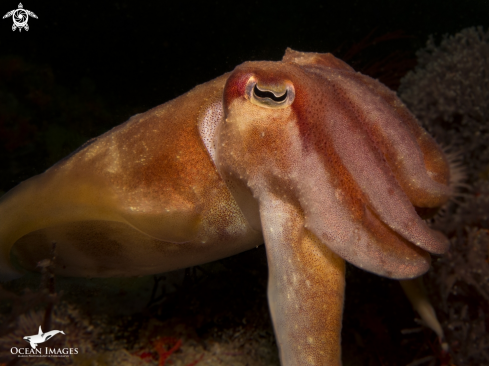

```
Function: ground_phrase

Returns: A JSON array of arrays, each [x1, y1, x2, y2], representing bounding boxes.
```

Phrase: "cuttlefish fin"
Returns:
[[260, 194, 345, 366]]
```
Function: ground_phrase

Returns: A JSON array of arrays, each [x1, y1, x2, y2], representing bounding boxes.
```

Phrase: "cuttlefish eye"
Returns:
[[245, 77, 295, 109]]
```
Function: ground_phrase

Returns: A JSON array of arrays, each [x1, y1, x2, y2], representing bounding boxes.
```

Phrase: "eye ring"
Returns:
[[245, 77, 295, 109]]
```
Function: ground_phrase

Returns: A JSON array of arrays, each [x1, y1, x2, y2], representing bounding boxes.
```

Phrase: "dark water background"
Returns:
[[2, 0, 488, 107]]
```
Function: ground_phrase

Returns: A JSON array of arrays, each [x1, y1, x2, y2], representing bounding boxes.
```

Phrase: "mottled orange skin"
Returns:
[[0, 74, 261, 277], [219, 50, 450, 278], [0, 49, 451, 365]]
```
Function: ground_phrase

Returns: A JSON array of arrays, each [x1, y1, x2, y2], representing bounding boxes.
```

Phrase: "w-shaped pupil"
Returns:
[[253, 85, 287, 102]]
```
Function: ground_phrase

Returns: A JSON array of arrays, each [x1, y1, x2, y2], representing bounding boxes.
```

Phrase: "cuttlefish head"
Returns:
[[216, 48, 451, 279]]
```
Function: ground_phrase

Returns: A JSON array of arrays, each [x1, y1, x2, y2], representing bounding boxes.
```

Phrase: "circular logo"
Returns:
[[12, 9, 28, 28]]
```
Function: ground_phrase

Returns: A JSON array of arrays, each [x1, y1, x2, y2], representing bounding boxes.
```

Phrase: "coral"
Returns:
[[399, 27, 489, 180], [428, 179, 489, 364], [427, 227, 489, 364], [399, 27, 489, 365], [432, 179, 489, 233]]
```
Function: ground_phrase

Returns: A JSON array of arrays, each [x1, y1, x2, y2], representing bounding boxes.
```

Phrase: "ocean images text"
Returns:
[[10, 347, 79, 357]]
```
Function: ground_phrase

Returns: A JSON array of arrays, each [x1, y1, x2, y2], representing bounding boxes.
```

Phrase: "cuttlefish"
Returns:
[[0, 49, 451, 365]]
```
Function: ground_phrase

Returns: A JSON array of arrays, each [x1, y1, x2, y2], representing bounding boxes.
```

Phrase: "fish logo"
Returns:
[[23, 326, 65, 349], [3, 3, 38, 32]]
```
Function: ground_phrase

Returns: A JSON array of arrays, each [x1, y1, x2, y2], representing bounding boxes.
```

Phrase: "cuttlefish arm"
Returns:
[[217, 49, 450, 277], [217, 49, 451, 364], [0, 49, 451, 365], [262, 194, 345, 365]]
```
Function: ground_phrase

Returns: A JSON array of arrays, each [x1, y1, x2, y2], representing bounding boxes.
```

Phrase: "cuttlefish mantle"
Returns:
[[0, 48, 451, 365]]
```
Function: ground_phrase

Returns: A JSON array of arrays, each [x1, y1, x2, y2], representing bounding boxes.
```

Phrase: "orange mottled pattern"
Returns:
[[216, 49, 451, 365]]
